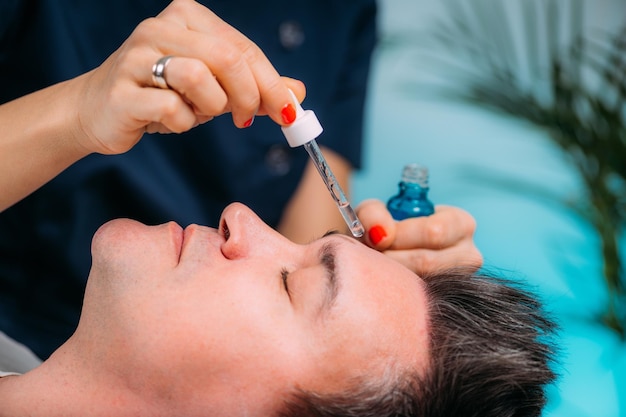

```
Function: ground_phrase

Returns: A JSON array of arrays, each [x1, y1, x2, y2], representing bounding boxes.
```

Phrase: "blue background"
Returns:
[[353, 1, 626, 416]]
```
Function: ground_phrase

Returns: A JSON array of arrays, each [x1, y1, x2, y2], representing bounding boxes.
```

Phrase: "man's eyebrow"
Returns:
[[322, 229, 341, 238], [318, 240, 340, 317]]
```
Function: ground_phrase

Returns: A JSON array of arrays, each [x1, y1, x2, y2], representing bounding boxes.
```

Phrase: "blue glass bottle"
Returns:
[[387, 163, 435, 220]]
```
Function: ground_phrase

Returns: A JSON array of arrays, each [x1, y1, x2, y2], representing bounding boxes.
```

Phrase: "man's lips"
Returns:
[[167, 221, 184, 261], [176, 224, 226, 262]]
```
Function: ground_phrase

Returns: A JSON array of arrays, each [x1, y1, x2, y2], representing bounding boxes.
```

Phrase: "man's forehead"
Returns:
[[306, 243, 429, 386]]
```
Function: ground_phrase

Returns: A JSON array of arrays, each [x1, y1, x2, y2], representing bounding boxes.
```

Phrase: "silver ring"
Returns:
[[151, 55, 174, 89]]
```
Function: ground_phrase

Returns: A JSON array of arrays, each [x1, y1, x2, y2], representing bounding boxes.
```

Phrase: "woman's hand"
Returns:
[[0, 0, 305, 211], [356, 199, 483, 274], [76, 0, 305, 155]]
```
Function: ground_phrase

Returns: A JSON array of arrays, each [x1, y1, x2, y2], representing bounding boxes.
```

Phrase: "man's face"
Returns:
[[74, 203, 429, 416]]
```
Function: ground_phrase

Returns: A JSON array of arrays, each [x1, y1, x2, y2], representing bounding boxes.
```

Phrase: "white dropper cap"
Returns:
[[281, 89, 323, 147]]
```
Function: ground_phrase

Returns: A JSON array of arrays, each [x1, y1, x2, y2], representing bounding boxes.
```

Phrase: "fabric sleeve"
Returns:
[[0, 331, 42, 374], [317, 0, 378, 170]]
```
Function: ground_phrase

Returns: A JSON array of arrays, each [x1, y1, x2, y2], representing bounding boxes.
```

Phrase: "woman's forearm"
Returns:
[[0, 74, 92, 211]]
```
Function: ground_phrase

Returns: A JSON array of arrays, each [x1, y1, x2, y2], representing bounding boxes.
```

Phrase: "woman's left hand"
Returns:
[[356, 199, 483, 275]]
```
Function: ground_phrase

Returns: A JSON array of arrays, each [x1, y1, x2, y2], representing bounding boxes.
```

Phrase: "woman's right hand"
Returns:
[[75, 0, 305, 155]]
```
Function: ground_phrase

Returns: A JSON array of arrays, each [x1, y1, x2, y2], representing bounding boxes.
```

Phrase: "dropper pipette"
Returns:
[[281, 91, 365, 238]]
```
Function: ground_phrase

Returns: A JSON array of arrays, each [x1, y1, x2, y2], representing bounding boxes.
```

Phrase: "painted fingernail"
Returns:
[[368, 225, 387, 245], [243, 116, 254, 128], [281, 103, 296, 124]]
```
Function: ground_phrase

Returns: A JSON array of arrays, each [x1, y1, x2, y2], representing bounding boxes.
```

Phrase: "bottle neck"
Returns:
[[399, 181, 428, 197], [400, 164, 429, 188]]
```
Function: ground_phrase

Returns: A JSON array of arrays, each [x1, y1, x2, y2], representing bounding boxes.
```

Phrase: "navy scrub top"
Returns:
[[0, 0, 376, 358]]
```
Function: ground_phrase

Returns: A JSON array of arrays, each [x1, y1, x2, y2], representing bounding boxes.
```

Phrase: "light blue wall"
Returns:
[[354, 1, 626, 416]]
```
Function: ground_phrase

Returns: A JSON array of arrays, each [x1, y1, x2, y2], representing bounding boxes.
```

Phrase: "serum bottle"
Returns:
[[387, 163, 435, 220]]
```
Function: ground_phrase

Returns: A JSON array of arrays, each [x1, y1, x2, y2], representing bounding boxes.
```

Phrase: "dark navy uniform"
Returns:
[[0, 0, 376, 358]]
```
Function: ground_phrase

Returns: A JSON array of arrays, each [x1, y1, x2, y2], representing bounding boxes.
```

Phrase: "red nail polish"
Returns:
[[243, 117, 254, 128], [368, 225, 387, 245], [281, 103, 296, 124]]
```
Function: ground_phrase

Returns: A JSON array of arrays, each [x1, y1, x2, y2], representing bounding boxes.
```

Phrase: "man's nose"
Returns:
[[219, 202, 294, 260]]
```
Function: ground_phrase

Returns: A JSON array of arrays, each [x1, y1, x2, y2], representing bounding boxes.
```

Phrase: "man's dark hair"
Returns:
[[278, 268, 559, 417]]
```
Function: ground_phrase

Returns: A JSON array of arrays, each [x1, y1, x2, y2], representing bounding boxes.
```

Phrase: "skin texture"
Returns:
[[0, 203, 429, 417]]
